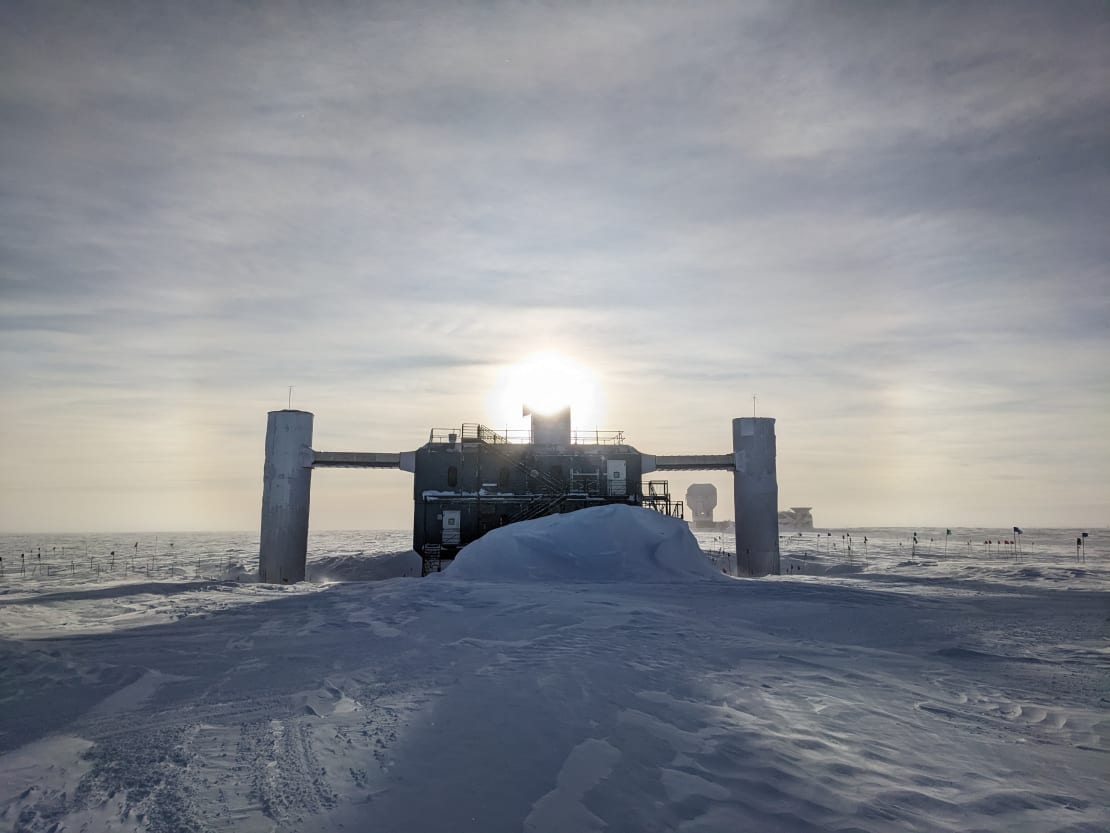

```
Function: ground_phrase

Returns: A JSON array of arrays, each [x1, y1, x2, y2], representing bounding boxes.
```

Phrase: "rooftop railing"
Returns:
[[427, 424, 626, 445], [571, 429, 626, 445]]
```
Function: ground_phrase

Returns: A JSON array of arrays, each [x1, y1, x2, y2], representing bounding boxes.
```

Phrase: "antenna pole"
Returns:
[[753, 394, 757, 417], [288, 386, 293, 409]]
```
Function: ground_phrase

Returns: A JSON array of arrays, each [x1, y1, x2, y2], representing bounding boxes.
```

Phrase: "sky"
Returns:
[[1, 0, 1107, 533]]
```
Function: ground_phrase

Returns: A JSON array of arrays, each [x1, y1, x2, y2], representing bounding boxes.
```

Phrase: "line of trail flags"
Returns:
[[934, 527, 1093, 557], [784, 529, 1094, 562]]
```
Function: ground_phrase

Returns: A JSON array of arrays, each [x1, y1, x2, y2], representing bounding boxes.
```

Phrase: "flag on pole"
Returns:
[[946, 529, 951, 536], [1081, 532, 1089, 538], [1013, 526, 1023, 534]]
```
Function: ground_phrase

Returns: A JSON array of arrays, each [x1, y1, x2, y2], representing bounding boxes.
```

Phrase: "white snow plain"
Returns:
[[1, 507, 1106, 832]]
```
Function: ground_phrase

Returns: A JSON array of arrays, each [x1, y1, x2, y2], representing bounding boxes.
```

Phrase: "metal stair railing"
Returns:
[[422, 544, 443, 576], [512, 493, 568, 523], [484, 442, 566, 494], [478, 440, 569, 524]]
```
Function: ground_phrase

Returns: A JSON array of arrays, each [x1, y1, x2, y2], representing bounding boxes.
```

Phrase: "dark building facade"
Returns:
[[411, 409, 679, 572]]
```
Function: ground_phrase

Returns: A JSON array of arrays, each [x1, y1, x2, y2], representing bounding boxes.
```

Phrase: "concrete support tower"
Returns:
[[732, 417, 780, 576], [259, 410, 314, 583]]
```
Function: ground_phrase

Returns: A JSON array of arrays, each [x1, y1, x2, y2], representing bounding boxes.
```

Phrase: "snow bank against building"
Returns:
[[446, 504, 727, 583]]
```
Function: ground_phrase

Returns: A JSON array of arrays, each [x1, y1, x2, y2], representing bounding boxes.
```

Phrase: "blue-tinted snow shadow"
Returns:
[[0, 580, 234, 607]]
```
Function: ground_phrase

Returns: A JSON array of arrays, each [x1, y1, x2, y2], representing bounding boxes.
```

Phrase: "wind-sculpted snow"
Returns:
[[446, 505, 727, 583], [0, 526, 1107, 832], [306, 549, 422, 583]]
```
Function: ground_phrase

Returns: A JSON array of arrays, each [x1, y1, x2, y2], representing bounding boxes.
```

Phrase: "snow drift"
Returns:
[[445, 504, 727, 583], [306, 549, 422, 582]]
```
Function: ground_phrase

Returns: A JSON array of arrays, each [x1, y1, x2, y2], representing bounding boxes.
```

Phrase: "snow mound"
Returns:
[[218, 563, 257, 582], [445, 505, 726, 583], [823, 562, 866, 575]]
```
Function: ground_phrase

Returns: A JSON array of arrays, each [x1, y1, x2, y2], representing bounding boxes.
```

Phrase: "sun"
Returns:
[[489, 352, 602, 429]]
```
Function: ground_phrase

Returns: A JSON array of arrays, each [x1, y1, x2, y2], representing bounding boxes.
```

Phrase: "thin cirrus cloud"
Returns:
[[0, 1, 1107, 531]]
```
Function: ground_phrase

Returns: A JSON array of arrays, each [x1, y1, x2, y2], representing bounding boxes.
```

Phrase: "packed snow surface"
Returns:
[[447, 505, 726, 583], [0, 519, 1107, 832]]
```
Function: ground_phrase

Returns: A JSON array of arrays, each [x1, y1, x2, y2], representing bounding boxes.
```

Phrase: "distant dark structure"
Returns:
[[685, 483, 718, 529], [778, 506, 814, 530], [258, 406, 781, 581]]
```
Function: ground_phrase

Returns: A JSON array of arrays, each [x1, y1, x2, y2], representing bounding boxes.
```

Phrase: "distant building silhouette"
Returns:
[[778, 506, 814, 530], [685, 484, 718, 529]]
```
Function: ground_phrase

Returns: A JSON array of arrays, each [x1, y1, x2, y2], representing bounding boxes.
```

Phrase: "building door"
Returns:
[[442, 510, 461, 545], [606, 460, 627, 497]]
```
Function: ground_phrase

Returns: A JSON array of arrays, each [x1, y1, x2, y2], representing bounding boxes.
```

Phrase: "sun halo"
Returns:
[[489, 352, 602, 429]]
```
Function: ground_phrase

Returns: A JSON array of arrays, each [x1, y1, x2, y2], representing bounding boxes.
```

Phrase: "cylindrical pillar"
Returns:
[[732, 417, 780, 576], [259, 410, 314, 583]]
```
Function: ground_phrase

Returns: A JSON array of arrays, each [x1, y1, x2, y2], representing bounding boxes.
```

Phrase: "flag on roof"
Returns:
[[1013, 526, 1023, 534], [1081, 532, 1089, 538], [946, 528, 951, 535]]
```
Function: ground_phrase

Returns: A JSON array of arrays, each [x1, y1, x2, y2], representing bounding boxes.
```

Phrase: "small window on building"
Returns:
[[447, 465, 458, 488]]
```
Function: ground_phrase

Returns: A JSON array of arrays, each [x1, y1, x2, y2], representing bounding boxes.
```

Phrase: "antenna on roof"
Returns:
[[288, 386, 294, 409], [753, 394, 757, 417]]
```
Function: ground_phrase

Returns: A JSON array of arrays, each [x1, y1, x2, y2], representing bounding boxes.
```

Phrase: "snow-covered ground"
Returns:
[[1, 511, 1106, 832]]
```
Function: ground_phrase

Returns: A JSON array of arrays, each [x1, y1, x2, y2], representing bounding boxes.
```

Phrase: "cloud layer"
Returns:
[[2, 1, 1107, 530]]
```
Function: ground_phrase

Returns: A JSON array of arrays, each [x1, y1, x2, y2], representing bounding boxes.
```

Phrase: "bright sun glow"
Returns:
[[489, 352, 603, 429]]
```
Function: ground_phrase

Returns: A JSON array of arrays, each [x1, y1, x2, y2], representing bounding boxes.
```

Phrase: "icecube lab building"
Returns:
[[259, 407, 780, 582]]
